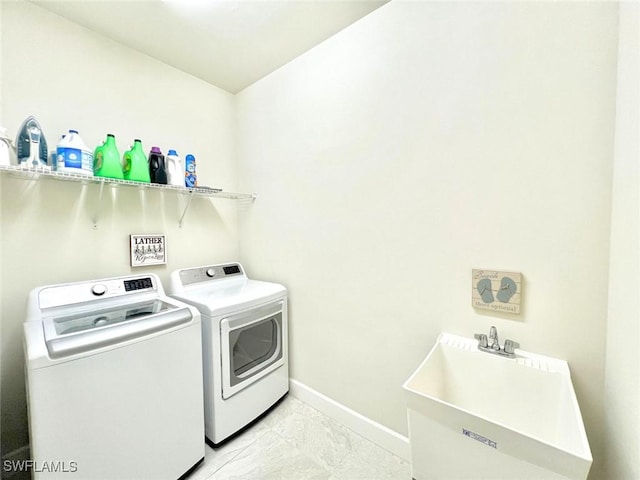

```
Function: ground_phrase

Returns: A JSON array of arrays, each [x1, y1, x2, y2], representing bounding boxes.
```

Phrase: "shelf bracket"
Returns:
[[178, 190, 196, 228], [91, 181, 106, 229]]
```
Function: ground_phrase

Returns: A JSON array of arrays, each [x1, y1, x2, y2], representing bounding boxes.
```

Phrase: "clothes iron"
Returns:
[[16, 116, 49, 169]]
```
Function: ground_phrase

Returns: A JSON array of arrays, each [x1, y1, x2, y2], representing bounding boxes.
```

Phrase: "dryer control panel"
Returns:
[[178, 263, 245, 286]]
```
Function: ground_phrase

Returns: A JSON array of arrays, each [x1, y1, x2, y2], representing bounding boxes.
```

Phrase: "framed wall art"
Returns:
[[130, 234, 167, 267]]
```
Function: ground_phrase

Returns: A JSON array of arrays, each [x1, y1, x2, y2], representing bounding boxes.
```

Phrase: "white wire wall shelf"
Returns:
[[0, 164, 256, 227], [0, 164, 255, 200]]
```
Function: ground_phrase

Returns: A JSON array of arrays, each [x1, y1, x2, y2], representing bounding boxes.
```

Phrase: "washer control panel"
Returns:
[[178, 263, 244, 286], [38, 275, 158, 309], [123, 277, 154, 292]]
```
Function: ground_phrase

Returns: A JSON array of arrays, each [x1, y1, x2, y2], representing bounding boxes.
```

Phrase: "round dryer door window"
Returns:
[[220, 301, 285, 399]]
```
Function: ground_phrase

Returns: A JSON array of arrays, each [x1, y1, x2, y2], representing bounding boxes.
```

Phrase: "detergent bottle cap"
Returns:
[[68, 129, 78, 134], [168, 149, 178, 156], [150, 146, 162, 154]]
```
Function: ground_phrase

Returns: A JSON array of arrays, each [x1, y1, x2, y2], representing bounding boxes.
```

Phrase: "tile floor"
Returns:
[[188, 395, 411, 480]]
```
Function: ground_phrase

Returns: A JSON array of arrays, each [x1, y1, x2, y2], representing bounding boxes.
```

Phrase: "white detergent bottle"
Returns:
[[57, 129, 93, 175], [166, 149, 183, 186]]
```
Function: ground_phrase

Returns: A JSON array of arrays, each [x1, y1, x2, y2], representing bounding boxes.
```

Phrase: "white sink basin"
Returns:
[[403, 333, 592, 480]]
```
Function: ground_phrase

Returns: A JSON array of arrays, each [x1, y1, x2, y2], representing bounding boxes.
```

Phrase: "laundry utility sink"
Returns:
[[403, 333, 592, 480]]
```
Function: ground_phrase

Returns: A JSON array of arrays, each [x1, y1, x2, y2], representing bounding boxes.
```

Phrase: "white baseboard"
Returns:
[[289, 379, 410, 461]]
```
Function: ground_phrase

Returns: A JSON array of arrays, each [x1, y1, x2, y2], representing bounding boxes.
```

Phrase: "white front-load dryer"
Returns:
[[169, 263, 288, 446], [24, 274, 205, 479]]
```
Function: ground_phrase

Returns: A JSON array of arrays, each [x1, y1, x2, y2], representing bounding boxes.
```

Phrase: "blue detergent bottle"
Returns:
[[185, 154, 197, 187]]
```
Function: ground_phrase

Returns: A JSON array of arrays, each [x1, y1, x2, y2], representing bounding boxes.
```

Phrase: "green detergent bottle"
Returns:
[[123, 139, 150, 183], [93, 134, 124, 179]]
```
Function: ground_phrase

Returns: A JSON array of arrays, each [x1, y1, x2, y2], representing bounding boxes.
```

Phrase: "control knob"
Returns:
[[91, 284, 107, 296], [206, 268, 216, 278]]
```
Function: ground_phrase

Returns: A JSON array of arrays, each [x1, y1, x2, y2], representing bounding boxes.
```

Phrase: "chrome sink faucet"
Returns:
[[474, 326, 519, 358]]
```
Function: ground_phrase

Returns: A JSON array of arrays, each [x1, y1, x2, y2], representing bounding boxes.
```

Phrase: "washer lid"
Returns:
[[50, 299, 172, 336], [42, 299, 194, 358]]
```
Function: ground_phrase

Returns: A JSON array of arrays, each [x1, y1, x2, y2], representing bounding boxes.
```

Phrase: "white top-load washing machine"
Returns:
[[169, 263, 288, 446], [24, 273, 205, 479]]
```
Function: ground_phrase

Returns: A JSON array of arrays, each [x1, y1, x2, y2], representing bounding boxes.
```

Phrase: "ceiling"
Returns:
[[30, 0, 389, 94]]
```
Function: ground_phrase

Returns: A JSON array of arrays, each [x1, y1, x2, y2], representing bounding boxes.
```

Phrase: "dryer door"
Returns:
[[220, 301, 284, 399]]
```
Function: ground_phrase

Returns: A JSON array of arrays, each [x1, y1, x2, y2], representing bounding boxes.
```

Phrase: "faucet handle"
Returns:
[[474, 333, 488, 348], [504, 339, 520, 355]]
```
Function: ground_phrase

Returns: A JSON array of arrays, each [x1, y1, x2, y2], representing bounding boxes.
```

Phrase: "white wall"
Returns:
[[604, 2, 640, 479], [0, 1, 238, 456], [237, 2, 619, 478], [0, 2, 630, 479]]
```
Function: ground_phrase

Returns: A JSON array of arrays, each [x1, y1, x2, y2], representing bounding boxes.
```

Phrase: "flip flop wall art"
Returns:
[[472, 269, 522, 314]]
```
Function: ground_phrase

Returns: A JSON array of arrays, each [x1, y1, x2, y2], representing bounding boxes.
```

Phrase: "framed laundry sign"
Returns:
[[130, 234, 167, 267], [472, 269, 522, 314]]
